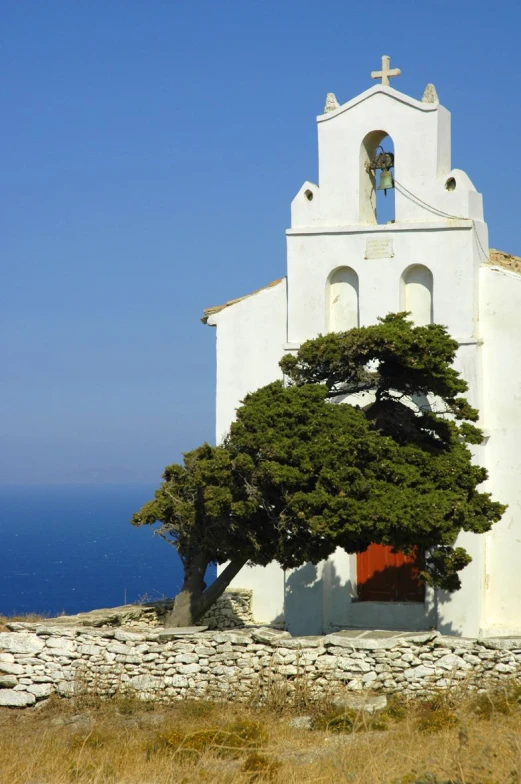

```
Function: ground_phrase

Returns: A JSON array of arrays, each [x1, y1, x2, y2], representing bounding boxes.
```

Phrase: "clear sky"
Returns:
[[2, 0, 520, 485]]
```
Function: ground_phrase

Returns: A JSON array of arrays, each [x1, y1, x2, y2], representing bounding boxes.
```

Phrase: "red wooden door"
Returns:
[[356, 544, 425, 602]]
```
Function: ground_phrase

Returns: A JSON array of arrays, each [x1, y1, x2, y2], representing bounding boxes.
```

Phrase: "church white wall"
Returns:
[[286, 223, 479, 344], [435, 338, 487, 638], [209, 279, 288, 626], [479, 266, 521, 636], [210, 280, 287, 442]]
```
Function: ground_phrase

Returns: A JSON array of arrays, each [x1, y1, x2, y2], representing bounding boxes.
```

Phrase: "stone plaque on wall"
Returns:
[[365, 237, 394, 259]]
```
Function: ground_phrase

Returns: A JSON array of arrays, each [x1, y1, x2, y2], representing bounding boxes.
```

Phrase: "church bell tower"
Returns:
[[283, 56, 489, 637]]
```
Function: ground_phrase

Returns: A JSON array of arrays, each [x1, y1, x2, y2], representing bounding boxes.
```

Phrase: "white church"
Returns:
[[202, 57, 521, 639]]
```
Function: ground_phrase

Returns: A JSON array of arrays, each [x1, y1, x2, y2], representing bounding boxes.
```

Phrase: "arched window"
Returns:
[[326, 267, 359, 332], [359, 131, 395, 225], [401, 264, 433, 325]]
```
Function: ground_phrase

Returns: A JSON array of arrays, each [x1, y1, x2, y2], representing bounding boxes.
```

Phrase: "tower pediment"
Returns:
[[317, 84, 439, 124], [291, 68, 483, 229]]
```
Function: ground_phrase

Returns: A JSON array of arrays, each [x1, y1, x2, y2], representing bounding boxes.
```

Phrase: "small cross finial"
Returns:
[[371, 55, 401, 86]]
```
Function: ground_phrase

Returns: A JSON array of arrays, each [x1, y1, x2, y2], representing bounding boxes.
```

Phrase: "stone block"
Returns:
[[212, 666, 238, 677], [482, 638, 521, 651], [42, 647, 79, 659], [339, 660, 371, 673], [435, 678, 452, 688], [279, 665, 298, 676], [0, 632, 45, 655], [176, 663, 201, 674], [27, 683, 54, 699], [0, 675, 18, 688], [495, 663, 516, 673], [0, 662, 24, 675], [170, 675, 189, 688], [433, 636, 476, 649], [436, 654, 472, 671], [107, 643, 130, 655], [35, 626, 77, 637], [251, 628, 291, 645], [116, 655, 142, 664], [114, 630, 146, 643], [56, 681, 76, 697], [174, 653, 199, 664], [46, 637, 76, 652], [78, 645, 101, 656], [130, 675, 162, 691], [403, 665, 435, 680], [0, 689, 36, 706]]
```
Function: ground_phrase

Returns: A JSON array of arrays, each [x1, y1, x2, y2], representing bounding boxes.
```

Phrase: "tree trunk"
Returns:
[[165, 555, 247, 627]]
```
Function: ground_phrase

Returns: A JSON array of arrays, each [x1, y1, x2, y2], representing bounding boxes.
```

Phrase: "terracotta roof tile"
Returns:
[[488, 248, 521, 273]]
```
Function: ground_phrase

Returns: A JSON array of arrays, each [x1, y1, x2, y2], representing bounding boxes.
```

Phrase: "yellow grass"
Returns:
[[1, 684, 521, 784], [0, 613, 52, 632]]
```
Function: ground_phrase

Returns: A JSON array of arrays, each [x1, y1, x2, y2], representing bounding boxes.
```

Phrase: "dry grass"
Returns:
[[0, 613, 54, 632], [1, 682, 521, 783]]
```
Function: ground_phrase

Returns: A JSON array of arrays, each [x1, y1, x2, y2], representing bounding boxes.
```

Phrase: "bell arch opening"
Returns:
[[326, 266, 359, 332], [400, 264, 433, 325], [359, 131, 395, 225]]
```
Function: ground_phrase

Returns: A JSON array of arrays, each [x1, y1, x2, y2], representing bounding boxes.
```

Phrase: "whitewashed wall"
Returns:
[[480, 266, 521, 636]]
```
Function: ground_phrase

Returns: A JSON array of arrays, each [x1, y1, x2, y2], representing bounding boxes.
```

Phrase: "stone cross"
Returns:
[[371, 55, 401, 86]]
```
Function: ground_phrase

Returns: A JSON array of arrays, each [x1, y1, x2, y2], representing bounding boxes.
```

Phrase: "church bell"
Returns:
[[377, 170, 394, 195]]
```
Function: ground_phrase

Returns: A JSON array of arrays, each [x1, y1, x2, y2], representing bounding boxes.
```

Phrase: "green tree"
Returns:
[[133, 314, 505, 627]]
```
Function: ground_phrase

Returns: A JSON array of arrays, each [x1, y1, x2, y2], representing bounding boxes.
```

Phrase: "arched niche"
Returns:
[[400, 264, 433, 326], [326, 266, 359, 332], [359, 130, 395, 225]]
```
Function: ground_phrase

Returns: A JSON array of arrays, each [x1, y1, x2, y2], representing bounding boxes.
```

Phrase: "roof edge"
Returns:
[[201, 248, 521, 326], [201, 277, 285, 325], [317, 84, 439, 123], [487, 249, 521, 274]]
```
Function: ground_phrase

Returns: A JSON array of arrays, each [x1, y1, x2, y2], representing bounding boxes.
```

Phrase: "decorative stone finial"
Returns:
[[324, 92, 340, 113], [422, 83, 439, 103]]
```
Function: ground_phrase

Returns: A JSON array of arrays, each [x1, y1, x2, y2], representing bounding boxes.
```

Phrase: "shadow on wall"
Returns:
[[275, 557, 461, 637], [434, 588, 460, 637], [281, 561, 355, 637], [283, 562, 325, 636]]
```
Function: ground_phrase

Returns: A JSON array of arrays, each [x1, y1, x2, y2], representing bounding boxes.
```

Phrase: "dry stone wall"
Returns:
[[1, 623, 521, 709], [28, 590, 255, 632]]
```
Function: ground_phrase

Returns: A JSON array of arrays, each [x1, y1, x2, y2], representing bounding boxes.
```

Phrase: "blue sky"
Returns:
[[2, 1, 520, 484]]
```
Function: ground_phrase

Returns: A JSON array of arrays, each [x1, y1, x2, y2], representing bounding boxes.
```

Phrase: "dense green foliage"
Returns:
[[133, 313, 505, 623]]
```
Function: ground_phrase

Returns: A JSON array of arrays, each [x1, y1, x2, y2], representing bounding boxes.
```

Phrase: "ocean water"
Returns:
[[0, 485, 215, 617]]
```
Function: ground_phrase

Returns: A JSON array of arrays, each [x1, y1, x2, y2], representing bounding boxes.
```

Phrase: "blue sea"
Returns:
[[0, 485, 216, 617]]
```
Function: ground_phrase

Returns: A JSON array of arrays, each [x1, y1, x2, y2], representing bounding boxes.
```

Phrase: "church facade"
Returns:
[[203, 58, 521, 638]]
